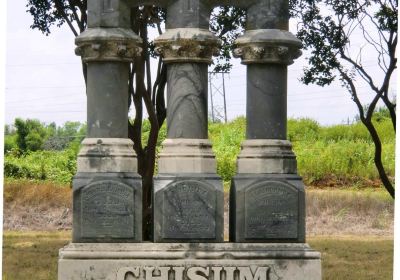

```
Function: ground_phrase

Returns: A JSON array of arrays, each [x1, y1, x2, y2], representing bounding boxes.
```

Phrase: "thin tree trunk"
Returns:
[[362, 119, 395, 198]]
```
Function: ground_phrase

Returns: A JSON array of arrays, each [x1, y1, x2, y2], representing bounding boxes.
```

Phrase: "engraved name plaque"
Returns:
[[245, 181, 298, 239], [81, 180, 135, 239], [162, 180, 216, 239]]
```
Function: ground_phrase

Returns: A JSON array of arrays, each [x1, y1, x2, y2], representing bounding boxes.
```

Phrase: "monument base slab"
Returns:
[[58, 243, 321, 280]]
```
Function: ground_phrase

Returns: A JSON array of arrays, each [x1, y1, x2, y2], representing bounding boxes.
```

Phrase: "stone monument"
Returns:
[[58, 0, 322, 279]]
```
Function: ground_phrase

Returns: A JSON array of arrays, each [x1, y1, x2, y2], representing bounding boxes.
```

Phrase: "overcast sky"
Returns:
[[4, 1, 397, 126]]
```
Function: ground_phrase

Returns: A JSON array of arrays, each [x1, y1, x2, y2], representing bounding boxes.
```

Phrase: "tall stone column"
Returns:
[[152, 0, 224, 242], [71, 0, 143, 242], [230, 0, 305, 242]]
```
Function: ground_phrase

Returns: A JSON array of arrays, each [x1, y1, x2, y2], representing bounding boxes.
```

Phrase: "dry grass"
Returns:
[[3, 181, 72, 231], [4, 180, 71, 209], [3, 181, 394, 236], [309, 235, 393, 280], [306, 189, 394, 236], [3, 231, 71, 280], [2, 231, 393, 280]]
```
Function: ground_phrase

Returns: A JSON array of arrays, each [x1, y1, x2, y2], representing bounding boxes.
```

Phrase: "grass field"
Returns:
[[2, 231, 393, 280]]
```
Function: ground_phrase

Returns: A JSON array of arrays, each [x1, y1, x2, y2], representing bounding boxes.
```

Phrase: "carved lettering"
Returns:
[[162, 180, 216, 239], [117, 267, 140, 280], [211, 267, 223, 280], [187, 267, 209, 280], [116, 266, 276, 280], [173, 267, 185, 280], [81, 180, 135, 238], [245, 181, 298, 239], [224, 267, 236, 280], [238, 267, 268, 280], [144, 267, 170, 280]]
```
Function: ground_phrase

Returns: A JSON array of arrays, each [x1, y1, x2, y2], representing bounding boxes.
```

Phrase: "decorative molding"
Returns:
[[233, 29, 302, 65], [155, 28, 221, 64], [75, 28, 142, 62]]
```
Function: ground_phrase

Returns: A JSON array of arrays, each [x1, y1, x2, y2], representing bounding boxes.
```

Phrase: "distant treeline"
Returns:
[[3, 109, 395, 187]]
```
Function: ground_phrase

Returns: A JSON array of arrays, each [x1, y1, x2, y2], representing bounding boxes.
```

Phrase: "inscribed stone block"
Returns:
[[230, 174, 305, 242], [72, 173, 142, 242], [153, 175, 224, 242]]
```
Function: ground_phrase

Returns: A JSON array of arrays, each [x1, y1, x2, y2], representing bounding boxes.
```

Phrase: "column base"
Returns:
[[236, 139, 297, 174], [230, 174, 305, 243], [77, 138, 138, 173], [58, 242, 321, 280], [153, 174, 224, 242], [157, 139, 216, 173]]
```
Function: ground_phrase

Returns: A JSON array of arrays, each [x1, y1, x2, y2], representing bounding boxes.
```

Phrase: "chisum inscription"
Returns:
[[81, 180, 135, 238], [245, 181, 298, 239], [116, 266, 279, 280], [162, 180, 216, 239]]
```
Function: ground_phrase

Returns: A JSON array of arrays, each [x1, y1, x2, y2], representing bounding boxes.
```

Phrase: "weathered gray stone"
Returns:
[[158, 139, 217, 173], [233, 29, 302, 65], [77, 138, 138, 173], [75, 28, 142, 63], [86, 62, 130, 138], [153, 175, 224, 242], [247, 0, 289, 30], [72, 173, 142, 242], [166, 63, 209, 138], [236, 140, 297, 174], [58, 242, 321, 280], [166, 0, 211, 29], [247, 64, 287, 139], [88, 0, 131, 28], [75, 28, 142, 138], [230, 174, 305, 242], [155, 28, 220, 64]]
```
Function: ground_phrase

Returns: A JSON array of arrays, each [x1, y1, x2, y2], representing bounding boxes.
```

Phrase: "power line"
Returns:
[[5, 85, 85, 90], [7, 62, 80, 67], [5, 93, 86, 104]]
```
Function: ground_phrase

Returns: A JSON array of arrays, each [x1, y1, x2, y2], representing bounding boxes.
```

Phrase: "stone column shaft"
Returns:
[[87, 62, 129, 138], [166, 63, 208, 139], [247, 64, 287, 139]]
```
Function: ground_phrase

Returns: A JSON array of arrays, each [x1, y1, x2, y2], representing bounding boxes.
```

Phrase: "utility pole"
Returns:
[[209, 72, 215, 122], [208, 71, 228, 123], [222, 73, 227, 123]]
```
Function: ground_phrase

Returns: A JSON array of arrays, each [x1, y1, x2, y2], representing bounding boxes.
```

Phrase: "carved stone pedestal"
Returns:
[[72, 138, 142, 242], [230, 140, 305, 243], [58, 243, 321, 280]]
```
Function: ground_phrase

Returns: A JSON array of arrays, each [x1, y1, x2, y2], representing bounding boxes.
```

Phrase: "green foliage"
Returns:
[[4, 135, 18, 154], [4, 145, 78, 184], [14, 118, 48, 152], [43, 121, 85, 151], [287, 118, 320, 142], [3, 116, 395, 187], [209, 117, 246, 181]]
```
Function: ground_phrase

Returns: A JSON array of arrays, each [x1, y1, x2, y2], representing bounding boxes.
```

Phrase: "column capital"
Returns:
[[75, 28, 142, 62], [154, 28, 221, 64], [233, 29, 302, 65]]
